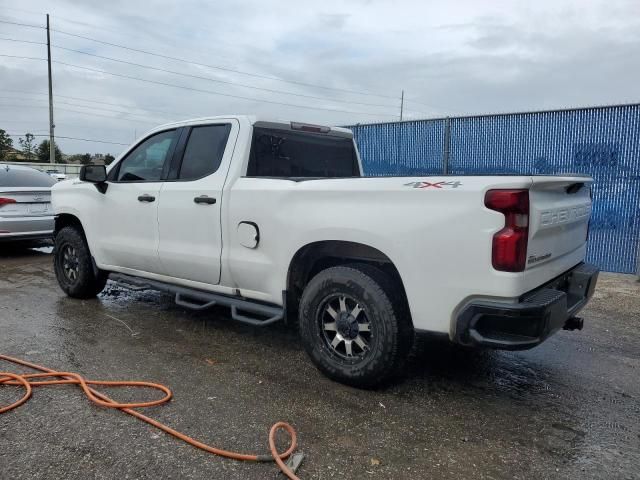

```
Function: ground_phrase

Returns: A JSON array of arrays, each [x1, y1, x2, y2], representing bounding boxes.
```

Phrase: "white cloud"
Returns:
[[0, 0, 638, 154]]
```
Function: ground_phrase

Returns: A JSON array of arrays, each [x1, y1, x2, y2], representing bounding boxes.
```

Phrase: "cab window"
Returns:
[[177, 124, 231, 180]]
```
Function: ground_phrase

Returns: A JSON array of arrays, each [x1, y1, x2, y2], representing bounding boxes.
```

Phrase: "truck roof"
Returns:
[[152, 115, 353, 138]]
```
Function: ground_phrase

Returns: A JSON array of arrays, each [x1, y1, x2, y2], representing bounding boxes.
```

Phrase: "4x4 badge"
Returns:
[[404, 181, 462, 189]]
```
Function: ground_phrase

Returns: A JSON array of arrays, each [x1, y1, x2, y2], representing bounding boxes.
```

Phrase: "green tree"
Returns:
[[104, 153, 115, 165], [36, 139, 63, 163], [19, 133, 36, 161], [80, 153, 92, 165], [0, 128, 14, 161]]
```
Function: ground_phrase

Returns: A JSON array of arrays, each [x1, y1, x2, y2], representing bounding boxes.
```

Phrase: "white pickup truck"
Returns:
[[52, 116, 599, 387]]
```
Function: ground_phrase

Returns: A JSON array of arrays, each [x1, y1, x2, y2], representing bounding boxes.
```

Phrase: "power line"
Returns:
[[55, 94, 182, 116], [5, 130, 49, 135], [0, 45, 431, 119], [0, 36, 45, 46], [402, 97, 465, 115], [0, 101, 157, 124], [403, 98, 438, 108], [0, 96, 172, 123], [0, 119, 133, 134], [53, 108, 155, 124], [0, 119, 48, 124], [0, 36, 398, 109], [0, 18, 44, 29], [0, 54, 45, 61], [0, 21, 435, 117], [52, 98, 170, 120], [49, 27, 401, 101], [2, 88, 190, 118], [52, 44, 399, 109], [0, 7, 126, 36], [0, 54, 397, 118], [57, 94, 185, 117], [0, 5, 46, 16], [6, 132, 129, 145], [50, 135, 130, 146], [0, 21, 439, 116], [0, 18, 397, 101], [0, 17, 441, 116], [54, 99, 174, 120]]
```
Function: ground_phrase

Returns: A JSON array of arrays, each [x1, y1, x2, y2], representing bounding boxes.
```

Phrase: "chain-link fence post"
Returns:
[[442, 117, 451, 175]]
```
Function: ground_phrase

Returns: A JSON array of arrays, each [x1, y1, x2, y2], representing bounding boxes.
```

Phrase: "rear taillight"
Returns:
[[485, 189, 529, 272], [0, 197, 17, 207]]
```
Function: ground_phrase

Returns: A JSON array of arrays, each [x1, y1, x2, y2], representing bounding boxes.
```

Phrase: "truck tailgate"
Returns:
[[526, 176, 593, 271]]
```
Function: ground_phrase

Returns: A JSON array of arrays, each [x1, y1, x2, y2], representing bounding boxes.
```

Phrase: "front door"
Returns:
[[93, 129, 179, 274]]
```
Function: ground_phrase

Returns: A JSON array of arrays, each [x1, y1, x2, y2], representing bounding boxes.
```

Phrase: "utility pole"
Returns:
[[46, 14, 55, 164], [399, 90, 404, 121]]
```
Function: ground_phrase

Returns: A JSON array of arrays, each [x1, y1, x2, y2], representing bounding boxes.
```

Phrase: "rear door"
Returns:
[[157, 120, 238, 284], [526, 176, 593, 270], [92, 129, 179, 273]]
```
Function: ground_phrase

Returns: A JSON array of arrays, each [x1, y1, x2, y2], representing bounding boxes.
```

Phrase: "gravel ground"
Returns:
[[0, 246, 639, 479]]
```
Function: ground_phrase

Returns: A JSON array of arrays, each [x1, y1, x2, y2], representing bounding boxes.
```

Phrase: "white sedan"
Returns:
[[46, 169, 67, 181], [0, 164, 56, 242]]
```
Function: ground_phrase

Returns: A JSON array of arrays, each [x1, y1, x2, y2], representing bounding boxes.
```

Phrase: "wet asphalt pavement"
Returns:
[[0, 246, 639, 480]]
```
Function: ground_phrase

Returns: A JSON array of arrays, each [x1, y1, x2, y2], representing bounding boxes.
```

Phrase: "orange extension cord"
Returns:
[[0, 353, 300, 479]]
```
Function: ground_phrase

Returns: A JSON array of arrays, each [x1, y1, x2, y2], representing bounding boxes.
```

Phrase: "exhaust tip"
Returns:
[[563, 317, 584, 331]]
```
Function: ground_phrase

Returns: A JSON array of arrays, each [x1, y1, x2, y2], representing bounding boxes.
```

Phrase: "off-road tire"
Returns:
[[299, 264, 413, 388], [54, 226, 107, 298]]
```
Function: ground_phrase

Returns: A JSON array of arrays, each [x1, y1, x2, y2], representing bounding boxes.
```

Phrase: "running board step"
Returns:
[[109, 273, 283, 327]]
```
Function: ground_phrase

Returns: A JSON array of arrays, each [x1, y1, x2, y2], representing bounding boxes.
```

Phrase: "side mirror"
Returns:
[[79, 165, 108, 193], [80, 164, 107, 182]]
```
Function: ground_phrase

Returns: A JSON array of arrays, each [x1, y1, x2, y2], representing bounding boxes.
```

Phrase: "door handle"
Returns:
[[194, 195, 217, 205], [137, 194, 156, 202]]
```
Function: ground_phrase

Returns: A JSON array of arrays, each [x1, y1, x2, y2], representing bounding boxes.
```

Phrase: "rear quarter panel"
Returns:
[[224, 176, 538, 335]]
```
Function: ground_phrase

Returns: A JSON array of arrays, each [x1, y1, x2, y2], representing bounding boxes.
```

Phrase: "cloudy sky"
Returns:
[[0, 0, 639, 155]]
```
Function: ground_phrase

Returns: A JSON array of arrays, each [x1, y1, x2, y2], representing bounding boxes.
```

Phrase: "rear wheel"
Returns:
[[299, 264, 413, 388], [54, 226, 107, 298]]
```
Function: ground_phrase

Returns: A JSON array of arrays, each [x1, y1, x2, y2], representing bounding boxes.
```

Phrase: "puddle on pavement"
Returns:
[[2, 249, 639, 479]]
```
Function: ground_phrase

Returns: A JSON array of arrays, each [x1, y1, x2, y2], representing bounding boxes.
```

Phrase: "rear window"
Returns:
[[246, 127, 359, 178], [0, 166, 56, 188]]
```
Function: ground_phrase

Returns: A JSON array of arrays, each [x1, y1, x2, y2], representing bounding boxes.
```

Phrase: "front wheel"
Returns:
[[54, 226, 107, 299], [299, 265, 413, 388]]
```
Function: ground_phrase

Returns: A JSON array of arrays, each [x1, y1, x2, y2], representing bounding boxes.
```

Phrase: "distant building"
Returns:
[[92, 153, 106, 165], [3, 147, 34, 162]]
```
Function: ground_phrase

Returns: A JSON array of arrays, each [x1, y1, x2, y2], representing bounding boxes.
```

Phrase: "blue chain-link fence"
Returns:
[[349, 104, 640, 274]]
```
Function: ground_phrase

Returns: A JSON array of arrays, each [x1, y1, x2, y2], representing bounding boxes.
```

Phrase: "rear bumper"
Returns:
[[0, 216, 54, 241], [455, 262, 599, 350], [0, 231, 54, 242]]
